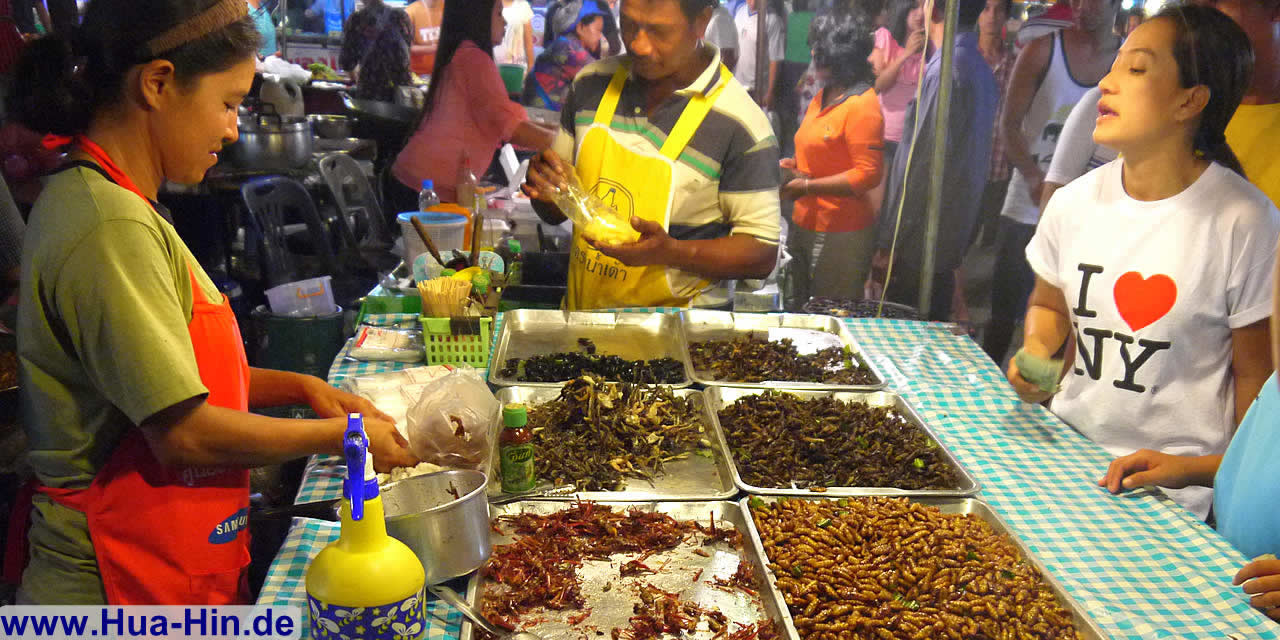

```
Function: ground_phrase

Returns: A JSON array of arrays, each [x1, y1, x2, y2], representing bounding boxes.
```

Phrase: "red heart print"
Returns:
[[1112, 272, 1177, 331]]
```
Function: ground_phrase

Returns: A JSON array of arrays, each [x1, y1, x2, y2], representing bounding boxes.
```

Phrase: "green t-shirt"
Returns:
[[17, 167, 219, 603]]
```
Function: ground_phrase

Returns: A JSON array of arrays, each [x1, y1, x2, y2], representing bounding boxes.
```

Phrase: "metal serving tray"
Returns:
[[461, 500, 791, 640], [490, 385, 737, 501], [705, 387, 980, 497], [679, 311, 886, 391], [488, 310, 693, 388], [739, 496, 1108, 640]]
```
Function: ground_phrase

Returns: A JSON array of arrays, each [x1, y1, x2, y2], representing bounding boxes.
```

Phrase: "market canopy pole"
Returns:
[[918, 0, 959, 316], [756, 3, 768, 105]]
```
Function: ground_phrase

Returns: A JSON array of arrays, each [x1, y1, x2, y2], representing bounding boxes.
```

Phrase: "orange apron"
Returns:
[[5, 136, 253, 604]]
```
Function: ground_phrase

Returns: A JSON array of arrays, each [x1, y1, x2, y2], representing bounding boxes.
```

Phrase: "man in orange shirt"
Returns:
[[405, 0, 443, 75]]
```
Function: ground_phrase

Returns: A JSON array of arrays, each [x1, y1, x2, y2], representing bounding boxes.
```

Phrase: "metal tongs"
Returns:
[[489, 483, 578, 505]]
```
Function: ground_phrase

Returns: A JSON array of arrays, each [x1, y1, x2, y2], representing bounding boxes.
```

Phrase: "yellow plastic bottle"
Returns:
[[306, 414, 427, 640]]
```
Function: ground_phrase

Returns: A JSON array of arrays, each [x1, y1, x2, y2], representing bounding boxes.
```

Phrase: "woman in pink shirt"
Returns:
[[389, 0, 553, 210], [869, 0, 925, 160]]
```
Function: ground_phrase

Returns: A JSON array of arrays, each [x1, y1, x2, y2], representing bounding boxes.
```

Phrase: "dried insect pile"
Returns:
[[717, 391, 960, 490], [689, 335, 875, 385], [500, 338, 684, 384], [802, 297, 921, 320], [479, 502, 779, 640], [526, 377, 711, 491], [750, 497, 1083, 640]]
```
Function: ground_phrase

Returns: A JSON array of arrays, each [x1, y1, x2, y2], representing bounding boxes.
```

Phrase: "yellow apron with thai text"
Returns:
[[565, 65, 727, 310]]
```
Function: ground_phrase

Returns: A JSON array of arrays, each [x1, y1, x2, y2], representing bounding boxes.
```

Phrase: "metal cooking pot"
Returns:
[[253, 469, 490, 584], [309, 114, 353, 139], [222, 112, 313, 170]]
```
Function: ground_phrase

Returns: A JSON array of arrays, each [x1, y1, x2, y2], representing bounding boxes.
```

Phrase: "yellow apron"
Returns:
[[565, 64, 728, 311]]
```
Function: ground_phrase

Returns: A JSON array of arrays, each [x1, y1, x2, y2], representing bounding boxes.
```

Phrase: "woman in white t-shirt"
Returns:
[[1006, 5, 1280, 520]]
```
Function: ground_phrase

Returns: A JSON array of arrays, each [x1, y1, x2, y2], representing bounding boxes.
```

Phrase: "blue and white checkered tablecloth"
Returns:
[[258, 312, 1280, 639], [256, 518, 462, 638]]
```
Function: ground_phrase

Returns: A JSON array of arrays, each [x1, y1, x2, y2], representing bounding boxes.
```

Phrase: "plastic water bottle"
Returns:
[[456, 153, 478, 213], [418, 179, 440, 211]]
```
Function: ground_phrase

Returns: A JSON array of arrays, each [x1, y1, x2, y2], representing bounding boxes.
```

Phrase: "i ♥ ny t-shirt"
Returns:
[[1027, 160, 1280, 519]]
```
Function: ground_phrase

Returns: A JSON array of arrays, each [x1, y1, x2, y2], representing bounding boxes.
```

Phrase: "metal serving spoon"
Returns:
[[429, 585, 544, 640]]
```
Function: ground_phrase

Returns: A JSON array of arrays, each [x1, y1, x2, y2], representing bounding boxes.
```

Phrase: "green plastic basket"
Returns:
[[419, 316, 492, 367]]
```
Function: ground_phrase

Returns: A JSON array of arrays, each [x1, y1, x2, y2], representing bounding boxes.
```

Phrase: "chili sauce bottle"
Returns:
[[499, 403, 536, 492], [306, 414, 426, 639]]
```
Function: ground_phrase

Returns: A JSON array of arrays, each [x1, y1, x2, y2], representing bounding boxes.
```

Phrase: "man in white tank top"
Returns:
[[982, 0, 1119, 364]]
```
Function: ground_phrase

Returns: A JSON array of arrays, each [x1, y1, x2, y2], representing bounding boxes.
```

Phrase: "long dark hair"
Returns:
[[809, 8, 875, 88], [7, 0, 260, 136], [417, 0, 499, 126], [888, 0, 920, 46], [1155, 4, 1252, 176]]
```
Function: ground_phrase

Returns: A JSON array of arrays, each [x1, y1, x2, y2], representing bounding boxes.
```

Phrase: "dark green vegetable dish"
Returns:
[[500, 338, 684, 384], [717, 390, 961, 490], [526, 377, 712, 491], [689, 334, 876, 385]]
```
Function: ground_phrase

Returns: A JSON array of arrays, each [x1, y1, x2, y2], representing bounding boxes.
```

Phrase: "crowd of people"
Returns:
[[0, 0, 1278, 618]]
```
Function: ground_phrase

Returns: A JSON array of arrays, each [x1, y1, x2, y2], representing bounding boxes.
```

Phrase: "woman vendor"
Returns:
[[7, 0, 418, 604]]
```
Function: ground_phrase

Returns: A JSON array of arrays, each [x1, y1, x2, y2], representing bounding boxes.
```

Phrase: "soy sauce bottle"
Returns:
[[499, 403, 535, 492]]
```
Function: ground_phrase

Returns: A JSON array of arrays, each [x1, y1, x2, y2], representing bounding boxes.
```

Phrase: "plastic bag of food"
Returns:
[[552, 170, 641, 246], [404, 367, 498, 469], [348, 325, 425, 362]]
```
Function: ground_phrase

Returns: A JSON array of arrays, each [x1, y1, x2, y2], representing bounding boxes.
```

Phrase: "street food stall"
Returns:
[[250, 305, 1279, 639]]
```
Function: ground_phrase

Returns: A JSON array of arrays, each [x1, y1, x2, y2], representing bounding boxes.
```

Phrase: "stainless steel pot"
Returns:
[[253, 469, 491, 584], [309, 114, 353, 139], [222, 112, 313, 170], [382, 469, 490, 584]]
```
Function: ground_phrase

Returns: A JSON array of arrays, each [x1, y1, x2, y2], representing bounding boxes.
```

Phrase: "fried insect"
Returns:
[[689, 335, 875, 385], [718, 391, 961, 490], [750, 497, 1083, 640], [500, 339, 684, 384], [478, 503, 770, 639], [526, 377, 710, 491]]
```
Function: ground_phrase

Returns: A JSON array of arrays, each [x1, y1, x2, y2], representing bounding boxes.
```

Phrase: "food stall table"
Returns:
[[258, 311, 1280, 640]]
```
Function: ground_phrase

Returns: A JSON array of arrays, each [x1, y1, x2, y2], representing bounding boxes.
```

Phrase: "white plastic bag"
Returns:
[[404, 368, 498, 469]]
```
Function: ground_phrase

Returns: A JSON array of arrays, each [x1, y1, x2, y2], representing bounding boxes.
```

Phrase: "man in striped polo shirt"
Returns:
[[523, 0, 781, 311]]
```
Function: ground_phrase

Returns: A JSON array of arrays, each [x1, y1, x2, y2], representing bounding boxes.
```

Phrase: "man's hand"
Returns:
[[1097, 449, 1201, 494], [302, 376, 395, 424], [588, 216, 679, 267], [521, 149, 571, 202], [1024, 166, 1046, 205], [780, 178, 808, 201], [364, 416, 420, 472], [1236, 556, 1280, 621]]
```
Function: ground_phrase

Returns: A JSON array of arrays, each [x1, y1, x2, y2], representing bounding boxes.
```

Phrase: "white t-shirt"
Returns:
[[734, 4, 784, 92], [705, 5, 739, 53], [1043, 87, 1118, 188], [1027, 160, 1280, 519]]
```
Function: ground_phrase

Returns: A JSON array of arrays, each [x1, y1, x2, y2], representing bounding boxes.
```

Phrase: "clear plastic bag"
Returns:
[[348, 326, 425, 362], [404, 367, 498, 469], [552, 170, 641, 245]]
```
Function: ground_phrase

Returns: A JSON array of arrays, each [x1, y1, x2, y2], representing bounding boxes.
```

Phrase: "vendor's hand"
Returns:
[[781, 178, 808, 201], [1236, 556, 1280, 621], [364, 416, 420, 472], [302, 376, 395, 424], [588, 216, 678, 267], [1097, 449, 1197, 494], [521, 149, 571, 202], [779, 158, 797, 170], [1006, 356, 1055, 405]]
